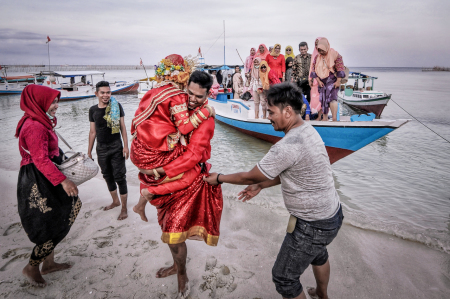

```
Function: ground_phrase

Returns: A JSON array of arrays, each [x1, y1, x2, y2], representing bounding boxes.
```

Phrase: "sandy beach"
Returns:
[[1, 168, 449, 299]]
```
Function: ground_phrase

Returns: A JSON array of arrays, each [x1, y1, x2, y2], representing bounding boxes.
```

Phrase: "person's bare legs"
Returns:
[[329, 101, 338, 121], [118, 193, 128, 220], [133, 195, 149, 222], [22, 263, 46, 287], [254, 103, 260, 119], [317, 110, 323, 121], [156, 242, 189, 296], [307, 260, 331, 299], [104, 189, 121, 211], [40, 251, 72, 275]]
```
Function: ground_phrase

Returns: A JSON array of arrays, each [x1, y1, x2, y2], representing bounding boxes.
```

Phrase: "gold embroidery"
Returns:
[[198, 110, 207, 120], [160, 172, 184, 184], [167, 130, 182, 150], [169, 102, 188, 115], [30, 240, 54, 265], [68, 197, 82, 226], [28, 184, 52, 214]]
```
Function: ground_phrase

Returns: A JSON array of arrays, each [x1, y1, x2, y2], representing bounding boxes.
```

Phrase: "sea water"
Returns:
[[1, 68, 449, 253]]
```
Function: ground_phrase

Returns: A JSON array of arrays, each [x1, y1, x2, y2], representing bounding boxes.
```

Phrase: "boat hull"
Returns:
[[209, 97, 407, 164], [57, 82, 139, 101], [338, 93, 391, 118]]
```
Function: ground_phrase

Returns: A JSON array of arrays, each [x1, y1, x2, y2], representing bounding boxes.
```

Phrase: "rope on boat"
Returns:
[[390, 98, 450, 144], [204, 32, 224, 57]]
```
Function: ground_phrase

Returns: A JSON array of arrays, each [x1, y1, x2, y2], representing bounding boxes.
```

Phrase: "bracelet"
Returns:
[[216, 173, 223, 185]]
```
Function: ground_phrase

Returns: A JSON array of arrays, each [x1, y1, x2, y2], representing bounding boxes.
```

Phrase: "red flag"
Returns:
[[140, 58, 143, 66], [198, 47, 202, 57], [46, 36, 51, 43]]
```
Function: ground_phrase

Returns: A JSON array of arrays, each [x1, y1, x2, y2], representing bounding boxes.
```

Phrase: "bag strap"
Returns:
[[55, 130, 73, 151]]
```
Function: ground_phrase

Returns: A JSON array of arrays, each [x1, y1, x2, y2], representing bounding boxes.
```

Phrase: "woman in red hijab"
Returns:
[[16, 85, 81, 287]]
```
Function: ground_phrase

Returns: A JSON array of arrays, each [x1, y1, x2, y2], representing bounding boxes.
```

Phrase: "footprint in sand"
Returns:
[[95, 240, 113, 248], [3, 222, 22, 236], [2, 247, 33, 259], [84, 211, 92, 218], [142, 240, 159, 250], [0, 253, 30, 271]]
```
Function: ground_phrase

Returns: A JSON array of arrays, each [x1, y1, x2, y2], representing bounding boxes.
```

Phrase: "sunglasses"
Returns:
[[286, 49, 292, 51], [261, 66, 267, 69]]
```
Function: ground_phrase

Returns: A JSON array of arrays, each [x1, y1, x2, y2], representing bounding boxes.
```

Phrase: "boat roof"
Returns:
[[198, 64, 244, 71], [348, 71, 378, 79], [31, 71, 105, 77]]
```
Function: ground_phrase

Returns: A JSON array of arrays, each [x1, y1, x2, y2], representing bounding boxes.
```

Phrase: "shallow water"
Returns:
[[1, 68, 449, 253]]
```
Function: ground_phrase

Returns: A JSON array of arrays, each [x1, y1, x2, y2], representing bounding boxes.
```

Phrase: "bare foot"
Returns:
[[41, 262, 72, 275], [22, 265, 47, 288], [104, 202, 120, 211], [176, 277, 190, 299], [307, 287, 328, 299], [177, 273, 190, 297], [117, 209, 128, 220], [156, 264, 177, 278], [133, 205, 148, 222]]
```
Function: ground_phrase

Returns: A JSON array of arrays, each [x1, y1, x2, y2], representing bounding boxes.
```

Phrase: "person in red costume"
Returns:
[[134, 70, 223, 298], [131, 55, 215, 222]]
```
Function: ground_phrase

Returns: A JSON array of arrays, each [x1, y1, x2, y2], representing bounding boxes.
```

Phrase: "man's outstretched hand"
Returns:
[[203, 172, 219, 185], [237, 184, 261, 202]]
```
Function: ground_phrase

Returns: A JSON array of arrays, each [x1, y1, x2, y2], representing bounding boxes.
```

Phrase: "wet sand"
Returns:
[[0, 168, 449, 298]]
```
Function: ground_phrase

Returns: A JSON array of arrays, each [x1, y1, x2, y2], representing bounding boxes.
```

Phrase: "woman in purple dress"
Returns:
[[309, 38, 345, 121]]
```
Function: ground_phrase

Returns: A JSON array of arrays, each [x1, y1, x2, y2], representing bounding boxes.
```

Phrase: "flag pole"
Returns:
[[47, 41, 50, 72]]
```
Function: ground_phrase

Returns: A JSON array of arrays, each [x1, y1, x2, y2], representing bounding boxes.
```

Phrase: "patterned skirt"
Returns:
[[17, 164, 82, 266]]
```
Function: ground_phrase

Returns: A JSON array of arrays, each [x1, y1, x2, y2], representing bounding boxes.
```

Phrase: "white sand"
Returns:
[[1, 168, 449, 298]]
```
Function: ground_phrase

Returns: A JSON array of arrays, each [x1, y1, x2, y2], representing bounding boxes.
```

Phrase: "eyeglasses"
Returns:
[[275, 47, 281, 50]]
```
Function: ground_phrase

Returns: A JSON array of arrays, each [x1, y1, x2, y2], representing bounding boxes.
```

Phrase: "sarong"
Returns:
[[17, 164, 82, 265], [318, 73, 339, 115], [131, 136, 201, 195], [151, 163, 223, 246]]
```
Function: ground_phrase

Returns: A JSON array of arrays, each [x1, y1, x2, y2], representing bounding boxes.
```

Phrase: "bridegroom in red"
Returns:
[[140, 70, 223, 298]]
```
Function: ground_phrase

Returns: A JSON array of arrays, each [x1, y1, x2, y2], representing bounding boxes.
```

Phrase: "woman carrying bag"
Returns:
[[15, 84, 81, 287]]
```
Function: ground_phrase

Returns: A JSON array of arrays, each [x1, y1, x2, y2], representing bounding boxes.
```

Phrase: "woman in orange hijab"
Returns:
[[309, 38, 345, 121]]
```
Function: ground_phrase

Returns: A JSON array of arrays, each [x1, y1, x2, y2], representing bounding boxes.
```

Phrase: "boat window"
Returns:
[[363, 95, 369, 98]]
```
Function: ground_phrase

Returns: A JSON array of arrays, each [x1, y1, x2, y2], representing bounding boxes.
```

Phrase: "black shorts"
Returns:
[[272, 206, 343, 298], [96, 139, 127, 194]]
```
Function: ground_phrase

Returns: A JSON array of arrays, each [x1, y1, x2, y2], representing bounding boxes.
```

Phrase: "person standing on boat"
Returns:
[[309, 38, 345, 122], [244, 47, 256, 94], [204, 82, 342, 299], [88, 81, 129, 220], [266, 44, 286, 82], [16, 85, 82, 287], [232, 66, 244, 99], [285, 57, 294, 83], [254, 44, 269, 61], [285, 45, 296, 61], [211, 70, 219, 85], [292, 42, 313, 105], [308, 38, 324, 120]]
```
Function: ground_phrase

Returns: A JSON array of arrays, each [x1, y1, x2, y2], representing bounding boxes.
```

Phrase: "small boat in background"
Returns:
[[0, 75, 45, 83], [338, 72, 391, 118], [209, 93, 408, 164], [37, 71, 138, 101]]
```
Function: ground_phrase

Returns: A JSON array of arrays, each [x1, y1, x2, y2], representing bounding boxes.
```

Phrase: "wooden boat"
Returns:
[[208, 93, 408, 164], [338, 72, 391, 118], [0, 75, 45, 83], [38, 71, 139, 101]]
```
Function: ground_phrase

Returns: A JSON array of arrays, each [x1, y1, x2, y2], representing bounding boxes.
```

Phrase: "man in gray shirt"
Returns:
[[204, 82, 343, 299]]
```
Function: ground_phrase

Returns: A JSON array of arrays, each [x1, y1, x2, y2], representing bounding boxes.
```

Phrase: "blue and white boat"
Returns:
[[208, 93, 408, 164]]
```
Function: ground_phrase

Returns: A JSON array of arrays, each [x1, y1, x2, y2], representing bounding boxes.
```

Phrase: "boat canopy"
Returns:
[[198, 64, 244, 71], [31, 71, 105, 77]]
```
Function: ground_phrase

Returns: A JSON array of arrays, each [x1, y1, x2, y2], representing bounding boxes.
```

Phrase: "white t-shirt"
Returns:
[[257, 122, 340, 221]]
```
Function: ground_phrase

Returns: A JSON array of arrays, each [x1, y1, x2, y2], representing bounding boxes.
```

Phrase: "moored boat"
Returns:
[[37, 71, 139, 101], [208, 93, 408, 164], [338, 72, 391, 118]]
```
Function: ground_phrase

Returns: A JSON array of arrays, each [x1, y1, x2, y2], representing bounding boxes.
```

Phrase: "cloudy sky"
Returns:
[[2, 0, 449, 67]]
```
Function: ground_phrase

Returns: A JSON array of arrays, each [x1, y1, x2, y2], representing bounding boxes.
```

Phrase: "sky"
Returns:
[[1, 0, 449, 67]]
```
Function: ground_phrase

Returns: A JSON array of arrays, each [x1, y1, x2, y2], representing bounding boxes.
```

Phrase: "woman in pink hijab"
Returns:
[[308, 37, 324, 119], [309, 38, 345, 121], [254, 44, 269, 61], [244, 48, 256, 94]]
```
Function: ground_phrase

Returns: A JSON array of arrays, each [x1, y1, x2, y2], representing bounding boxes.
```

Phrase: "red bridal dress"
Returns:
[[130, 81, 213, 195], [150, 109, 223, 246]]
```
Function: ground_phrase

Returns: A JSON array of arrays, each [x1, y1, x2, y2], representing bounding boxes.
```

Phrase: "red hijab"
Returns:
[[15, 84, 61, 138]]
